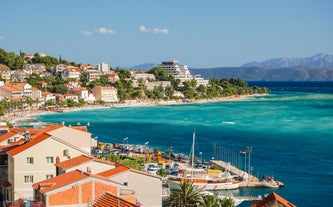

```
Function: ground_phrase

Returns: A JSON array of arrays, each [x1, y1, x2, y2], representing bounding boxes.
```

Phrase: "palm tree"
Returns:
[[168, 181, 203, 207], [202, 194, 220, 207], [220, 197, 235, 207]]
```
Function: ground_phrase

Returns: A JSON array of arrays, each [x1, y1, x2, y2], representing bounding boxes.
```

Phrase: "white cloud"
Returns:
[[82, 30, 93, 36], [0, 36, 4, 40], [95, 27, 115, 34], [139, 25, 170, 34]]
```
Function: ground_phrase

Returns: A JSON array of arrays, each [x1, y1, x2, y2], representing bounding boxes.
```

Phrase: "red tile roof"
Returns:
[[98, 165, 130, 177], [91, 192, 136, 207], [8, 133, 51, 156], [251, 192, 296, 207], [33, 170, 120, 194], [33, 170, 90, 193], [98, 164, 161, 180], [0, 131, 17, 143], [56, 154, 115, 170], [56, 155, 93, 169]]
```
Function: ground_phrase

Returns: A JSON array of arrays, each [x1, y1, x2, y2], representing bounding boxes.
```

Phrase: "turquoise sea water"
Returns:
[[37, 82, 333, 207]]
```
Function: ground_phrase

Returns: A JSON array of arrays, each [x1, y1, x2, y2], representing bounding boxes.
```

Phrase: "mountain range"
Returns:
[[129, 54, 333, 81], [241, 53, 333, 68]]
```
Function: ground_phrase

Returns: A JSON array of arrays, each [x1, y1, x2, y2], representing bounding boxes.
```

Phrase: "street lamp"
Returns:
[[123, 137, 128, 153], [144, 141, 149, 153], [247, 146, 252, 185]]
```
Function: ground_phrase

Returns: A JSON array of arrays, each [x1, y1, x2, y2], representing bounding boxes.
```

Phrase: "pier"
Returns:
[[210, 160, 259, 182], [211, 160, 284, 188]]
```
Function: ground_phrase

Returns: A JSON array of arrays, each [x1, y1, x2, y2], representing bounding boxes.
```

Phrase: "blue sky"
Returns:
[[1, 0, 332, 68]]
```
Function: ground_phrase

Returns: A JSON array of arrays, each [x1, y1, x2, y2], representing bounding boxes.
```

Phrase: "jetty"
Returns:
[[210, 160, 284, 188]]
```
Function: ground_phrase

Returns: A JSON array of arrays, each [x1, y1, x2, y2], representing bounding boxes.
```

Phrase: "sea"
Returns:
[[36, 81, 333, 207]]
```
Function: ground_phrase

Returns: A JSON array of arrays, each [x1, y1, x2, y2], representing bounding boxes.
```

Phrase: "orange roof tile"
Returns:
[[56, 155, 93, 169], [33, 170, 90, 193], [251, 192, 296, 207], [98, 165, 130, 177], [98, 164, 161, 179], [0, 131, 16, 143], [91, 192, 136, 207], [8, 133, 51, 156], [33, 170, 120, 194], [56, 154, 115, 170]]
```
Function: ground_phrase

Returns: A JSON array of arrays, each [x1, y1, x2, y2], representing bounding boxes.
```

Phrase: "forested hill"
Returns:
[[190, 66, 333, 81]]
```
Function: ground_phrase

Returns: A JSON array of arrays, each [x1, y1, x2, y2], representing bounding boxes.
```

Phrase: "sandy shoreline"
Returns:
[[3, 94, 265, 124]]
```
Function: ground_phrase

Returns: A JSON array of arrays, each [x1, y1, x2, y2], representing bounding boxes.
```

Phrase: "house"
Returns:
[[91, 86, 118, 103], [51, 64, 68, 74], [36, 81, 48, 89], [41, 91, 56, 105], [108, 72, 120, 83], [0, 82, 32, 99], [0, 64, 11, 81], [68, 87, 89, 100], [98, 164, 162, 207], [55, 154, 116, 176], [84, 68, 101, 82], [131, 70, 155, 81], [3, 124, 96, 202], [80, 64, 95, 71], [62, 66, 81, 80], [32, 169, 136, 207], [63, 93, 79, 103], [251, 192, 296, 207], [23, 63, 46, 74]]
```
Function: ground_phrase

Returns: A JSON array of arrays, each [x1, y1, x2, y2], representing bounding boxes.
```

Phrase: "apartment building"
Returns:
[[91, 86, 118, 103], [4, 124, 95, 203]]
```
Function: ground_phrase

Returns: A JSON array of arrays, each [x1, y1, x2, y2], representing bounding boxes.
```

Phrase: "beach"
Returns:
[[4, 94, 262, 125]]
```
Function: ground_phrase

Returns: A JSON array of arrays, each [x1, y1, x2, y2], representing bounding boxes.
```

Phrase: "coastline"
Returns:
[[4, 93, 266, 124]]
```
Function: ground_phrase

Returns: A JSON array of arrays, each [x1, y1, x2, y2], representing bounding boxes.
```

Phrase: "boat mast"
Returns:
[[191, 129, 195, 178]]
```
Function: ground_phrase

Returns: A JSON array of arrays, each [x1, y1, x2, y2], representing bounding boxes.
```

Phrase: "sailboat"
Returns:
[[167, 131, 239, 191]]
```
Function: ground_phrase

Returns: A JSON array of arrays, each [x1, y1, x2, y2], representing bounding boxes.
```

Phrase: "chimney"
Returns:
[[24, 131, 31, 143], [56, 156, 60, 164], [87, 167, 91, 173]]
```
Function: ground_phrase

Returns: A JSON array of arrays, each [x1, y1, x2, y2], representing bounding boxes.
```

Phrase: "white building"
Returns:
[[96, 62, 110, 74], [159, 59, 209, 87]]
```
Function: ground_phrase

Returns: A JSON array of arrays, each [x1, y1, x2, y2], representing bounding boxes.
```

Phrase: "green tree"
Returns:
[[220, 197, 235, 207], [149, 67, 169, 81], [157, 167, 168, 177], [201, 194, 221, 207], [54, 84, 68, 94], [168, 181, 203, 207]]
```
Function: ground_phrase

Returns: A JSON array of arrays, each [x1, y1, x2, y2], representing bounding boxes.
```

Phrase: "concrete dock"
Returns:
[[210, 160, 259, 182], [210, 160, 284, 188]]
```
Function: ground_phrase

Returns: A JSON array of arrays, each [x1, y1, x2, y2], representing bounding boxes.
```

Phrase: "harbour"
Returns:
[[35, 83, 333, 207]]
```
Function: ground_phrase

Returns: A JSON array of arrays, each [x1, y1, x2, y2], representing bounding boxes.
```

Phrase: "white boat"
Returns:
[[167, 131, 239, 191]]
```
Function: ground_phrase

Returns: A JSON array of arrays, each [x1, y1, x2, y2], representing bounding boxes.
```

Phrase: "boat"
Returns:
[[167, 131, 239, 191]]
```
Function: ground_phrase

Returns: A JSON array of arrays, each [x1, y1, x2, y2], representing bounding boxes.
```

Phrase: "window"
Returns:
[[26, 157, 33, 164], [24, 175, 33, 183], [46, 156, 54, 164], [46, 174, 53, 179]]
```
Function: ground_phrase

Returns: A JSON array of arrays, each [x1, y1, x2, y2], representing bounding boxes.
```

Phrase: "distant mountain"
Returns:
[[242, 53, 333, 68], [190, 66, 333, 81], [128, 63, 156, 70]]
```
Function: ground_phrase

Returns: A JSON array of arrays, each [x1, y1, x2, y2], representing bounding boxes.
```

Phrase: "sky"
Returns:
[[1, 0, 333, 68]]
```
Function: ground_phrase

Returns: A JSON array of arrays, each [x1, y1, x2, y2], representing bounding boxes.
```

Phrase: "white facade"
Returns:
[[160, 59, 209, 86], [96, 62, 110, 74]]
